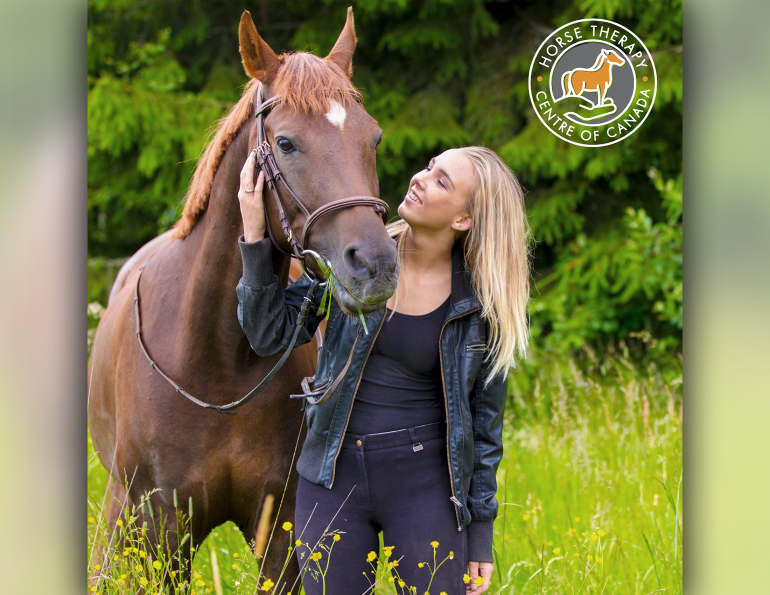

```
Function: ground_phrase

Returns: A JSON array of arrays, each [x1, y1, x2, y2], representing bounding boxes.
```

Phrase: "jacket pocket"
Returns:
[[462, 342, 487, 358]]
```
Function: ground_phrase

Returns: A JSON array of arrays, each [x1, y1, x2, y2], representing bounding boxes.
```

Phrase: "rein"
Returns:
[[133, 252, 322, 415], [132, 83, 390, 415]]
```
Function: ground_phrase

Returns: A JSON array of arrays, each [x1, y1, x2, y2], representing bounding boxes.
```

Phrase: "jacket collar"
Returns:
[[448, 239, 482, 317]]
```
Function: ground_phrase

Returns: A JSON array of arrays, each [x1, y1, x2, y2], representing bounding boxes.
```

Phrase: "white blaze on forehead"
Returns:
[[325, 101, 347, 128]]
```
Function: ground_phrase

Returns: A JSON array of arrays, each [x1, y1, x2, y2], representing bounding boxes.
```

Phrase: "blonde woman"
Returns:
[[236, 146, 530, 595]]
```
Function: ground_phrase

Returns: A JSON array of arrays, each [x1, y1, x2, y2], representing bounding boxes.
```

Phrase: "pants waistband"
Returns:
[[341, 421, 446, 451]]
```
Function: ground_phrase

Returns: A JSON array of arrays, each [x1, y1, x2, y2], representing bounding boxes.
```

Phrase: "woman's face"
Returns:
[[397, 149, 475, 234]]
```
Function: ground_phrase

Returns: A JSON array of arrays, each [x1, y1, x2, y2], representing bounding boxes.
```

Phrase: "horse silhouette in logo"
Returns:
[[562, 48, 625, 107], [557, 48, 626, 124]]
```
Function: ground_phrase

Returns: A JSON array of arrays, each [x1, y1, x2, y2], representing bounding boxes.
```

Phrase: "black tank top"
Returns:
[[346, 295, 451, 435]]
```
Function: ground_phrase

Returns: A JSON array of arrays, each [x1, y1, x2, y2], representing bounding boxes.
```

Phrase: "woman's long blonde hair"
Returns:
[[386, 146, 531, 384]]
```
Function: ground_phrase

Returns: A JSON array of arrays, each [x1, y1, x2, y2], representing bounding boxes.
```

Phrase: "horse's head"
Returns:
[[604, 49, 626, 67], [238, 8, 398, 316]]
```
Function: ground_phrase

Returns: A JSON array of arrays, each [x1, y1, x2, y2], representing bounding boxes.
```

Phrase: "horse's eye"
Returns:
[[276, 137, 295, 153], [376, 135, 382, 148]]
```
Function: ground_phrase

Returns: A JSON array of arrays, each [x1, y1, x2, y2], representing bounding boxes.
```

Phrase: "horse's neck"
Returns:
[[597, 57, 610, 74], [177, 123, 289, 354]]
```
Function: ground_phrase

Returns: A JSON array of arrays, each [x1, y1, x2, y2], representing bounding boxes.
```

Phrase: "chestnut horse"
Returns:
[[88, 8, 397, 591]]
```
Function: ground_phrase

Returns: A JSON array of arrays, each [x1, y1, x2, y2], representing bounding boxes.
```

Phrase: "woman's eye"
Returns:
[[438, 180, 446, 189], [276, 137, 295, 153]]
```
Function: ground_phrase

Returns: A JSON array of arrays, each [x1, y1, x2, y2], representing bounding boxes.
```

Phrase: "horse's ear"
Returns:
[[325, 6, 357, 77], [239, 10, 279, 84]]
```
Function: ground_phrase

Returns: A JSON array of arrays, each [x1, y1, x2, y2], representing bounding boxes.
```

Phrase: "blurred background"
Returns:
[[1, 0, 767, 593]]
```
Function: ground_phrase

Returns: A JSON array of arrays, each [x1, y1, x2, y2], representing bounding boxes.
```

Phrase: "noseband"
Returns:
[[252, 83, 390, 281]]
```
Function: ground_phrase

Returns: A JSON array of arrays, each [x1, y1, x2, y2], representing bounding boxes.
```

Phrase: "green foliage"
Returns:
[[87, 0, 682, 366]]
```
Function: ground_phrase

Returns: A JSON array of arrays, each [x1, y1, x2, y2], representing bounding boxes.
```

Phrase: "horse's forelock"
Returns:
[[272, 52, 362, 115]]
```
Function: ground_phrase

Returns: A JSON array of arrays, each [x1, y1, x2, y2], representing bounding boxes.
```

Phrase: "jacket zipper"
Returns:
[[438, 307, 481, 532], [328, 310, 388, 488]]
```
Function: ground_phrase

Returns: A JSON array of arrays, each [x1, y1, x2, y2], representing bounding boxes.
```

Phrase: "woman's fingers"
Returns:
[[238, 151, 267, 242], [240, 149, 257, 192], [255, 169, 264, 196]]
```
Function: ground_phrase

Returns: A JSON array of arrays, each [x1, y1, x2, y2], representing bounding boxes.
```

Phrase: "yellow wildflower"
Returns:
[[522, 514, 530, 521], [597, 530, 606, 537], [449, 551, 454, 559], [123, 551, 129, 557], [431, 541, 439, 549], [139, 551, 146, 559], [194, 572, 201, 580], [547, 541, 553, 546], [463, 574, 471, 584], [333, 534, 341, 541], [113, 555, 118, 561], [388, 577, 395, 583], [591, 534, 598, 542], [139, 577, 148, 586], [367, 551, 377, 562], [474, 577, 485, 587], [233, 552, 239, 558], [384, 550, 392, 558], [260, 578, 275, 591], [384, 545, 395, 551], [418, 562, 424, 568], [170, 571, 176, 578], [575, 517, 580, 522], [282, 522, 293, 531], [115, 519, 123, 527], [95, 564, 101, 570], [553, 548, 561, 555], [587, 555, 593, 561], [152, 560, 162, 570], [596, 557, 603, 563], [399, 580, 406, 587], [134, 565, 142, 572], [232, 564, 238, 570], [196, 579, 205, 587], [88, 517, 95, 524], [440, 592, 448, 595], [388, 560, 399, 569], [295, 539, 302, 547]]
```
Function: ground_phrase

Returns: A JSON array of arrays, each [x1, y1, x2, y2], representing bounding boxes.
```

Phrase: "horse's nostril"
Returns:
[[343, 243, 378, 279]]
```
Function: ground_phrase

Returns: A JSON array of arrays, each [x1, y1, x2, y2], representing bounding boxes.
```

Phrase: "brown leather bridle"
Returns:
[[253, 83, 390, 281], [132, 84, 391, 415]]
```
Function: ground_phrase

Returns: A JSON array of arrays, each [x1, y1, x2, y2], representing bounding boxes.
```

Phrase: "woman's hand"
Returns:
[[466, 561, 493, 594], [238, 149, 267, 243]]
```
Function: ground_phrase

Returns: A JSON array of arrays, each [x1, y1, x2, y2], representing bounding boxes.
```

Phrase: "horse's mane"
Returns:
[[170, 52, 361, 240]]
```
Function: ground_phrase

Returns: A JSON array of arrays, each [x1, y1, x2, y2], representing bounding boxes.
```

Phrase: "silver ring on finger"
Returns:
[[244, 188, 255, 193]]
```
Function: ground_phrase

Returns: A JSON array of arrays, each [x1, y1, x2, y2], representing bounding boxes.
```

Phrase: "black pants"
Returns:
[[295, 422, 469, 595]]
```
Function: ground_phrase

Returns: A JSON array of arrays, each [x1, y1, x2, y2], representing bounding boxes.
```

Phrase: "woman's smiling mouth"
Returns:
[[405, 186, 422, 205]]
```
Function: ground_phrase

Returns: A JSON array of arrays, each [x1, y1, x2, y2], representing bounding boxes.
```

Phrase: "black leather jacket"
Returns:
[[236, 236, 507, 563]]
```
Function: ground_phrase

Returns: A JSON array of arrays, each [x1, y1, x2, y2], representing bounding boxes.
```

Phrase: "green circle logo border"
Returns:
[[528, 18, 658, 148]]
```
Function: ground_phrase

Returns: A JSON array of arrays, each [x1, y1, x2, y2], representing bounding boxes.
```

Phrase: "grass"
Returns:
[[87, 345, 682, 595]]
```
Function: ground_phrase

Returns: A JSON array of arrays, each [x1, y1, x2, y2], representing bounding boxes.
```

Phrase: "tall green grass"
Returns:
[[87, 347, 682, 594]]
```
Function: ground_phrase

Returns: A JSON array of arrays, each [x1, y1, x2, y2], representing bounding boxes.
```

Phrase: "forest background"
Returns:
[[87, 0, 682, 370], [86, 0, 682, 593]]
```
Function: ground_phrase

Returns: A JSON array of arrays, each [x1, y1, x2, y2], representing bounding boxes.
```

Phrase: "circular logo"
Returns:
[[528, 19, 657, 147]]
